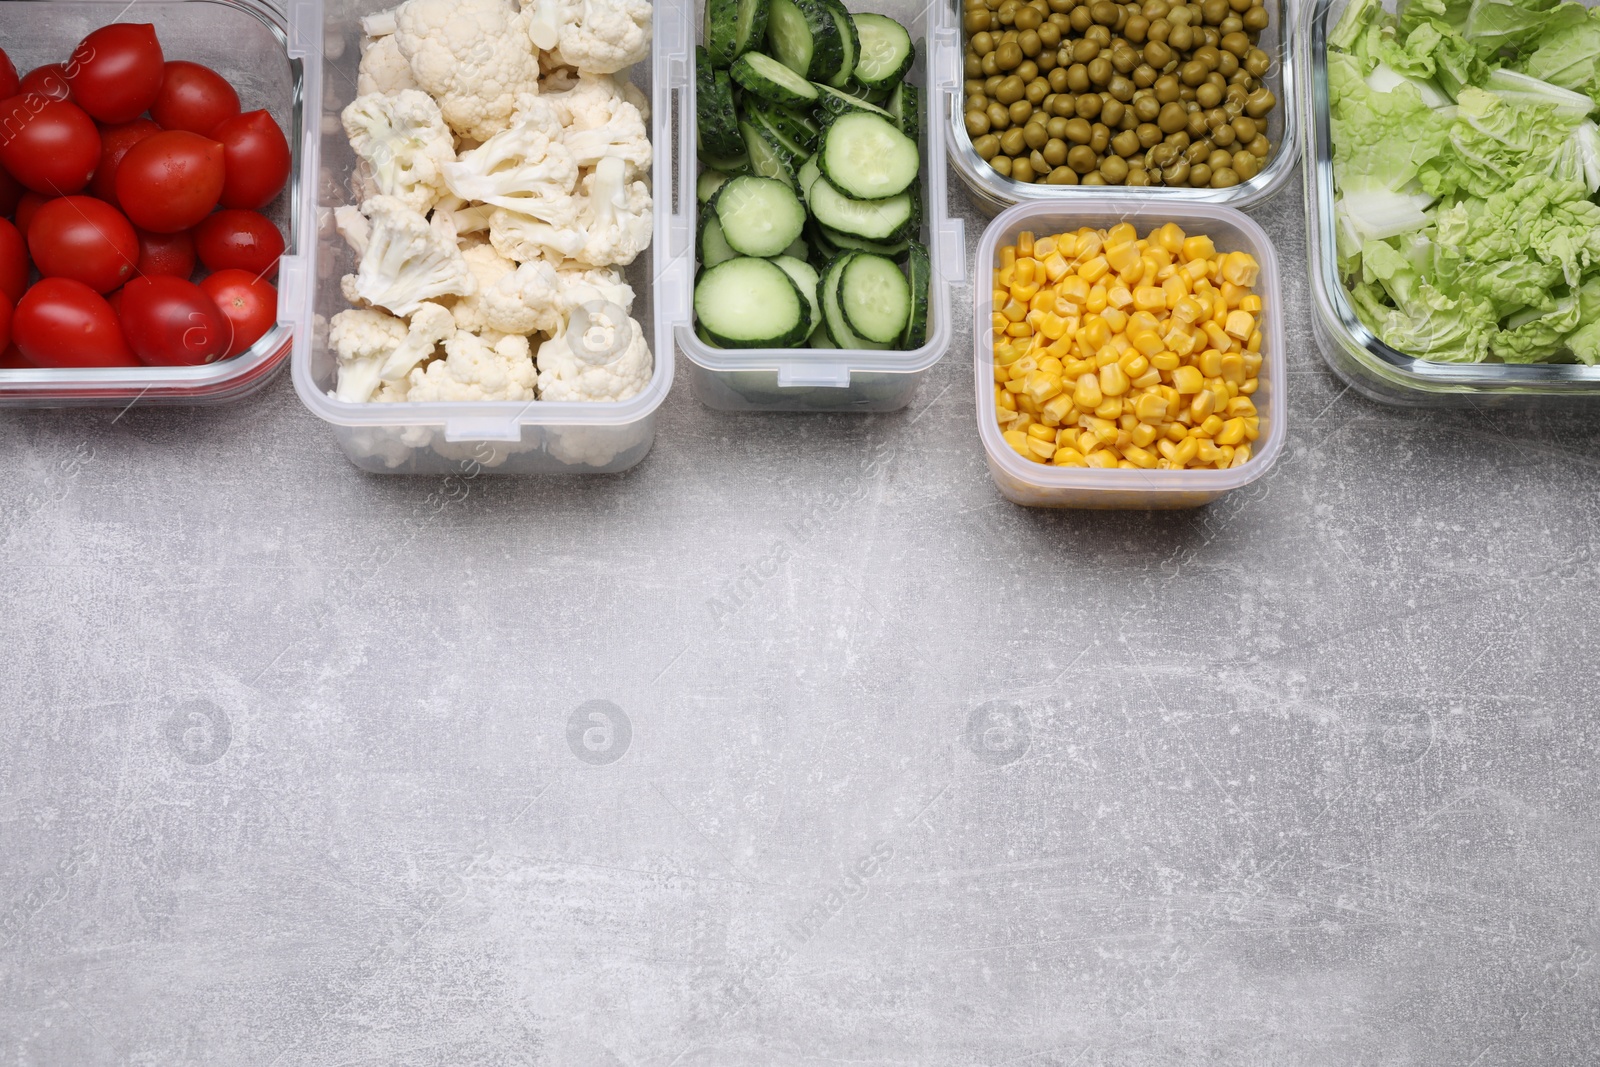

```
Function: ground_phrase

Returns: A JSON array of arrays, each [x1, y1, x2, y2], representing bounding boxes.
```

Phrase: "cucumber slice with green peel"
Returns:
[[697, 55, 746, 160], [808, 323, 834, 348], [696, 324, 723, 348], [750, 101, 820, 152], [700, 211, 739, 267], [807, 173, 914, 241], [820, 112, 919, 200], [732, 0, 771, 61], [821, 0, 858, 89], [739, 121, 798, 184], [695, 257, 810, 348], [766, 0, 844, 81], [810, 82, 896, 122], [781, 234, 809, 259], [900, 240, 930, 349], [819, 225, 910, 257], [851, 13, 914, 89], [713, 174, 807, 257], [820, 254, 890, 350], [771, 254, 821, 334], [698, 170, 733, 204], [700, 150, 750, 174], [705, 0, 740, 66], [750, 107, 814, 165], [796, 155, 822, 203], [839, 252, 911, 344], [730, 51, 820, 106], [887, 81, 919, 139]]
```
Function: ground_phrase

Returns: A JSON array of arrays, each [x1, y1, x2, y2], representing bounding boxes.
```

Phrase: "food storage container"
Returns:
[[1300, 0, 1600, 406], [940, 0, 1300, 217], [0, 0, 299, 408], [288, 0, 671, 474], [656, 0, 969, 413], [975, 198, 1285, 508]]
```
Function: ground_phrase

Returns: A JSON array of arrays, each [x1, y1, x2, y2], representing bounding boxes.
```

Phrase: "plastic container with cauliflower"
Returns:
[[290, 0, 669, 474]]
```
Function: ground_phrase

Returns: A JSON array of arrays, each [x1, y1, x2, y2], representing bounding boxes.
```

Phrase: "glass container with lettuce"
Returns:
[[1327, 0, 1600, 365]]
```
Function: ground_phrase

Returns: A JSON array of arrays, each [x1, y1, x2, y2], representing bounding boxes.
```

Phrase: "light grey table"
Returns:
[[3, 169, 1599, 1067]]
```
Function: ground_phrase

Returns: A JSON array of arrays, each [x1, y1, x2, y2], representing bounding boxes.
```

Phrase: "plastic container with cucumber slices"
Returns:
[[656, 0, 969, 412]]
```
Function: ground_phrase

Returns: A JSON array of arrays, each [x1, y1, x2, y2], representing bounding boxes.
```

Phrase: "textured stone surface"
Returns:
[[3, 172, 1600, 1066]]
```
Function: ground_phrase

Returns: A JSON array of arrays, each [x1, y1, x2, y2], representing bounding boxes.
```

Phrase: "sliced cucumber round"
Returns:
[[695, 257, 809, 348], [739, 121, 799, 184], [887, 80, 920, 140], [699, 211, 739, 268], [731, 0, 771, 62], [851, 14, 914, 89], [820, 225, 909, 257], [731, 51, 820, 106], [766, 0, 843, 80], [810, 82, 895, 122], [821, 0, 858, 89], [820, 111, 919, 200], [713, 174, 807, 258], [807, 174, 914, 241], [901, 240, 930, 349], [839, 252, 911, 344], [698, 169, 733, 204], [797, 154, 822, 203], [819, 254, 890, 350], [771, 254, 821, 334]]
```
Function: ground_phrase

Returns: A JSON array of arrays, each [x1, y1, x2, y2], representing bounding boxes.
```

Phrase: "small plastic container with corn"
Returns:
[[974, 198, 1284, 508]]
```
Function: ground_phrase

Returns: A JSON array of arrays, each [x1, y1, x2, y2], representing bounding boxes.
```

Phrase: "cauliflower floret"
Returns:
[[329, 303, 455, 401], [357, 33, 419, 95], [334, 204, 370, 255], [523, 0, 651, 75], [393, 0, 543, 143], [555, 73, 650, 176], [487, 157, 649, 266], [535, 299, 651, 401], [341, 90, 456, 213], [343, 195, 477, 316], [451, 242, 547, 336], [443, 121, 579, 219], [433, 193, 495, 235], [402, 330, 537, 401]]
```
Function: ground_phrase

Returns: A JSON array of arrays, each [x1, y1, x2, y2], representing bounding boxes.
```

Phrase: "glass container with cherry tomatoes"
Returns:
[[0, 0, 299, 406]]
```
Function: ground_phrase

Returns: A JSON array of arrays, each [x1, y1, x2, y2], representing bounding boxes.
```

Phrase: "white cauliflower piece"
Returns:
[[402, 330, 537, 401], [357, 34, 419, 95], [329, 303, 454, 402], [487, 157, 649, 266], [555, 73, 650, 176], [344, 195, 476, 316], [443, 121, 579, 219], [433, 193, 495, 235], [546, 425, 631, 467], [523, 0, 651, 75], [535, 299, 650, 402], [341, 90, 455, 213], [393, 0, 543, 143], [451, 242, 547, 336], [334, 204, 370, 255]]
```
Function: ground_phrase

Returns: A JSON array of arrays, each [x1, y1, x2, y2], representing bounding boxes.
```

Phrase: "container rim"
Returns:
[[940, 0, 1302, 213], [288, 0, 674, 435], [973, 198, 1287, 495], [0, 0, 299, 405], [1301, 0, 1600, 397]]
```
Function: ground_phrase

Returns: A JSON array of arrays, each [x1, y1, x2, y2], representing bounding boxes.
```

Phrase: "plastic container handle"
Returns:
[[444, 416, 527, 443], [930, 18, 969, 286], [776, 363, 852, 388]]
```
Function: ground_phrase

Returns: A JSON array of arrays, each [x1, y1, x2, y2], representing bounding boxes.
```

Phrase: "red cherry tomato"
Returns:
[[0, 165, 20, 216], [114, 130, 225, 232], [14, 277, 139, 367], [0, 217, 25, 304], [0, 96, 99, 194], [66, 24, 164, 123], [213, 110, 291, 210], [0, 292, 11, 351], [105, 287, 123, 317], [119, 275, 231, 364], [19, 64, 72, 102], [14, 192, 48, 242], [199, 268, 275, 357], [194, 209, 283, 277], [0, 49, 18, 100], [135, 227, 195, 278], [28, 196, 139, 293], [0, 343, 34, 368], [89, 118, 160, 207], [150, 61, 238, 136]]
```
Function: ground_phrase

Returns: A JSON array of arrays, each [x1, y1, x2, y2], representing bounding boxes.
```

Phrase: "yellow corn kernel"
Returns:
[[1041, 393, 1075, 424], [1095, 397, 1124, 420], [1171, 365, 1204, 394], [1221, 251, 1260, 287], [1172, 296, 1204, 325], [1018, 394, 1040, 415], [1029, 290, 1055, 314], [997, 385, 1018, 410], [1197, 349, 1224, 378], [1057, 275, 1090, 306], [1010, 355, 1038, 376], [1215, 417, 1246, 446], [1203, 320, 1235, 353], [1073, 372, 1103, 409], [1129, 329, 1165, 357], [1130, 421, 1158, 448], [1131, 369, 1162, 390], [1243, 416, 1260, 441], [1225, 396, 1255, 418], [1011, 281, 1040, 304], [1017, 231, 1034, 258], [1240, 378, 1259, 395], [1162, 275, 1189, 307], [1107, 285, 1135, 311], [1105, 239, 1141, 275], [1100, 308, 1129, 336], [1084, 449, 1118, 469], [1099, 362, 1131, 397], [1217, 354, 1244, 388], [1224, 310, 1254, 341], [1230, 443, 1252, 467], [1171, 436, 1199, 467], [1247, 330, 1262, 353], [1106, 332, 1132, 359], [1045, 333, 1075, 360], [1215, 444, 1235, 467], [1081, 316, 1111, 353], [1160, 385, 1183, 418], [1012, 411, 1033, 431], [1118, 411, 1139, 432], [1155, 223, 1185, 254], [1194, 439, 1221, 464], [1043, 252, 1071, 282], [1001, 299, 1028, 323], [1165, 327, 1199, 358], [1242, 353, 1263, 377], [1130, 286, 1166, 313], [1054, 449, 1088, 467], [1163, 421, 1188, 442], [1038, 313, 1070, 341], [1181, 235, 1216, 262], [1038, 356, 1064, 374], [1084, 416, 1119, 444], [1133, 392, 1167, 422], [1085, 285, 1109, 314], [1240, 293, 1262, 314], [1000, 245, 1016, 268], [1150, 351, 1180, 371], [1078, 256, 1111, 285], [1074, 230, 1102, 258], [1105, 221, 1137, 248], [1003, 429, 1030, 456], [1219, 281, 1247, 310], [1027, 439, 1055, 463], [1015, 257, 1036, 286], [1027, 421, 1056, 442], [1004, 376, 1027, 395], [1122, 444, 1157, 469], [1198, 414, 1225, 438], [1006, 321, 1032, 338], [1024, 370, 1065, 404], [1120, 353, 1149, 378]]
